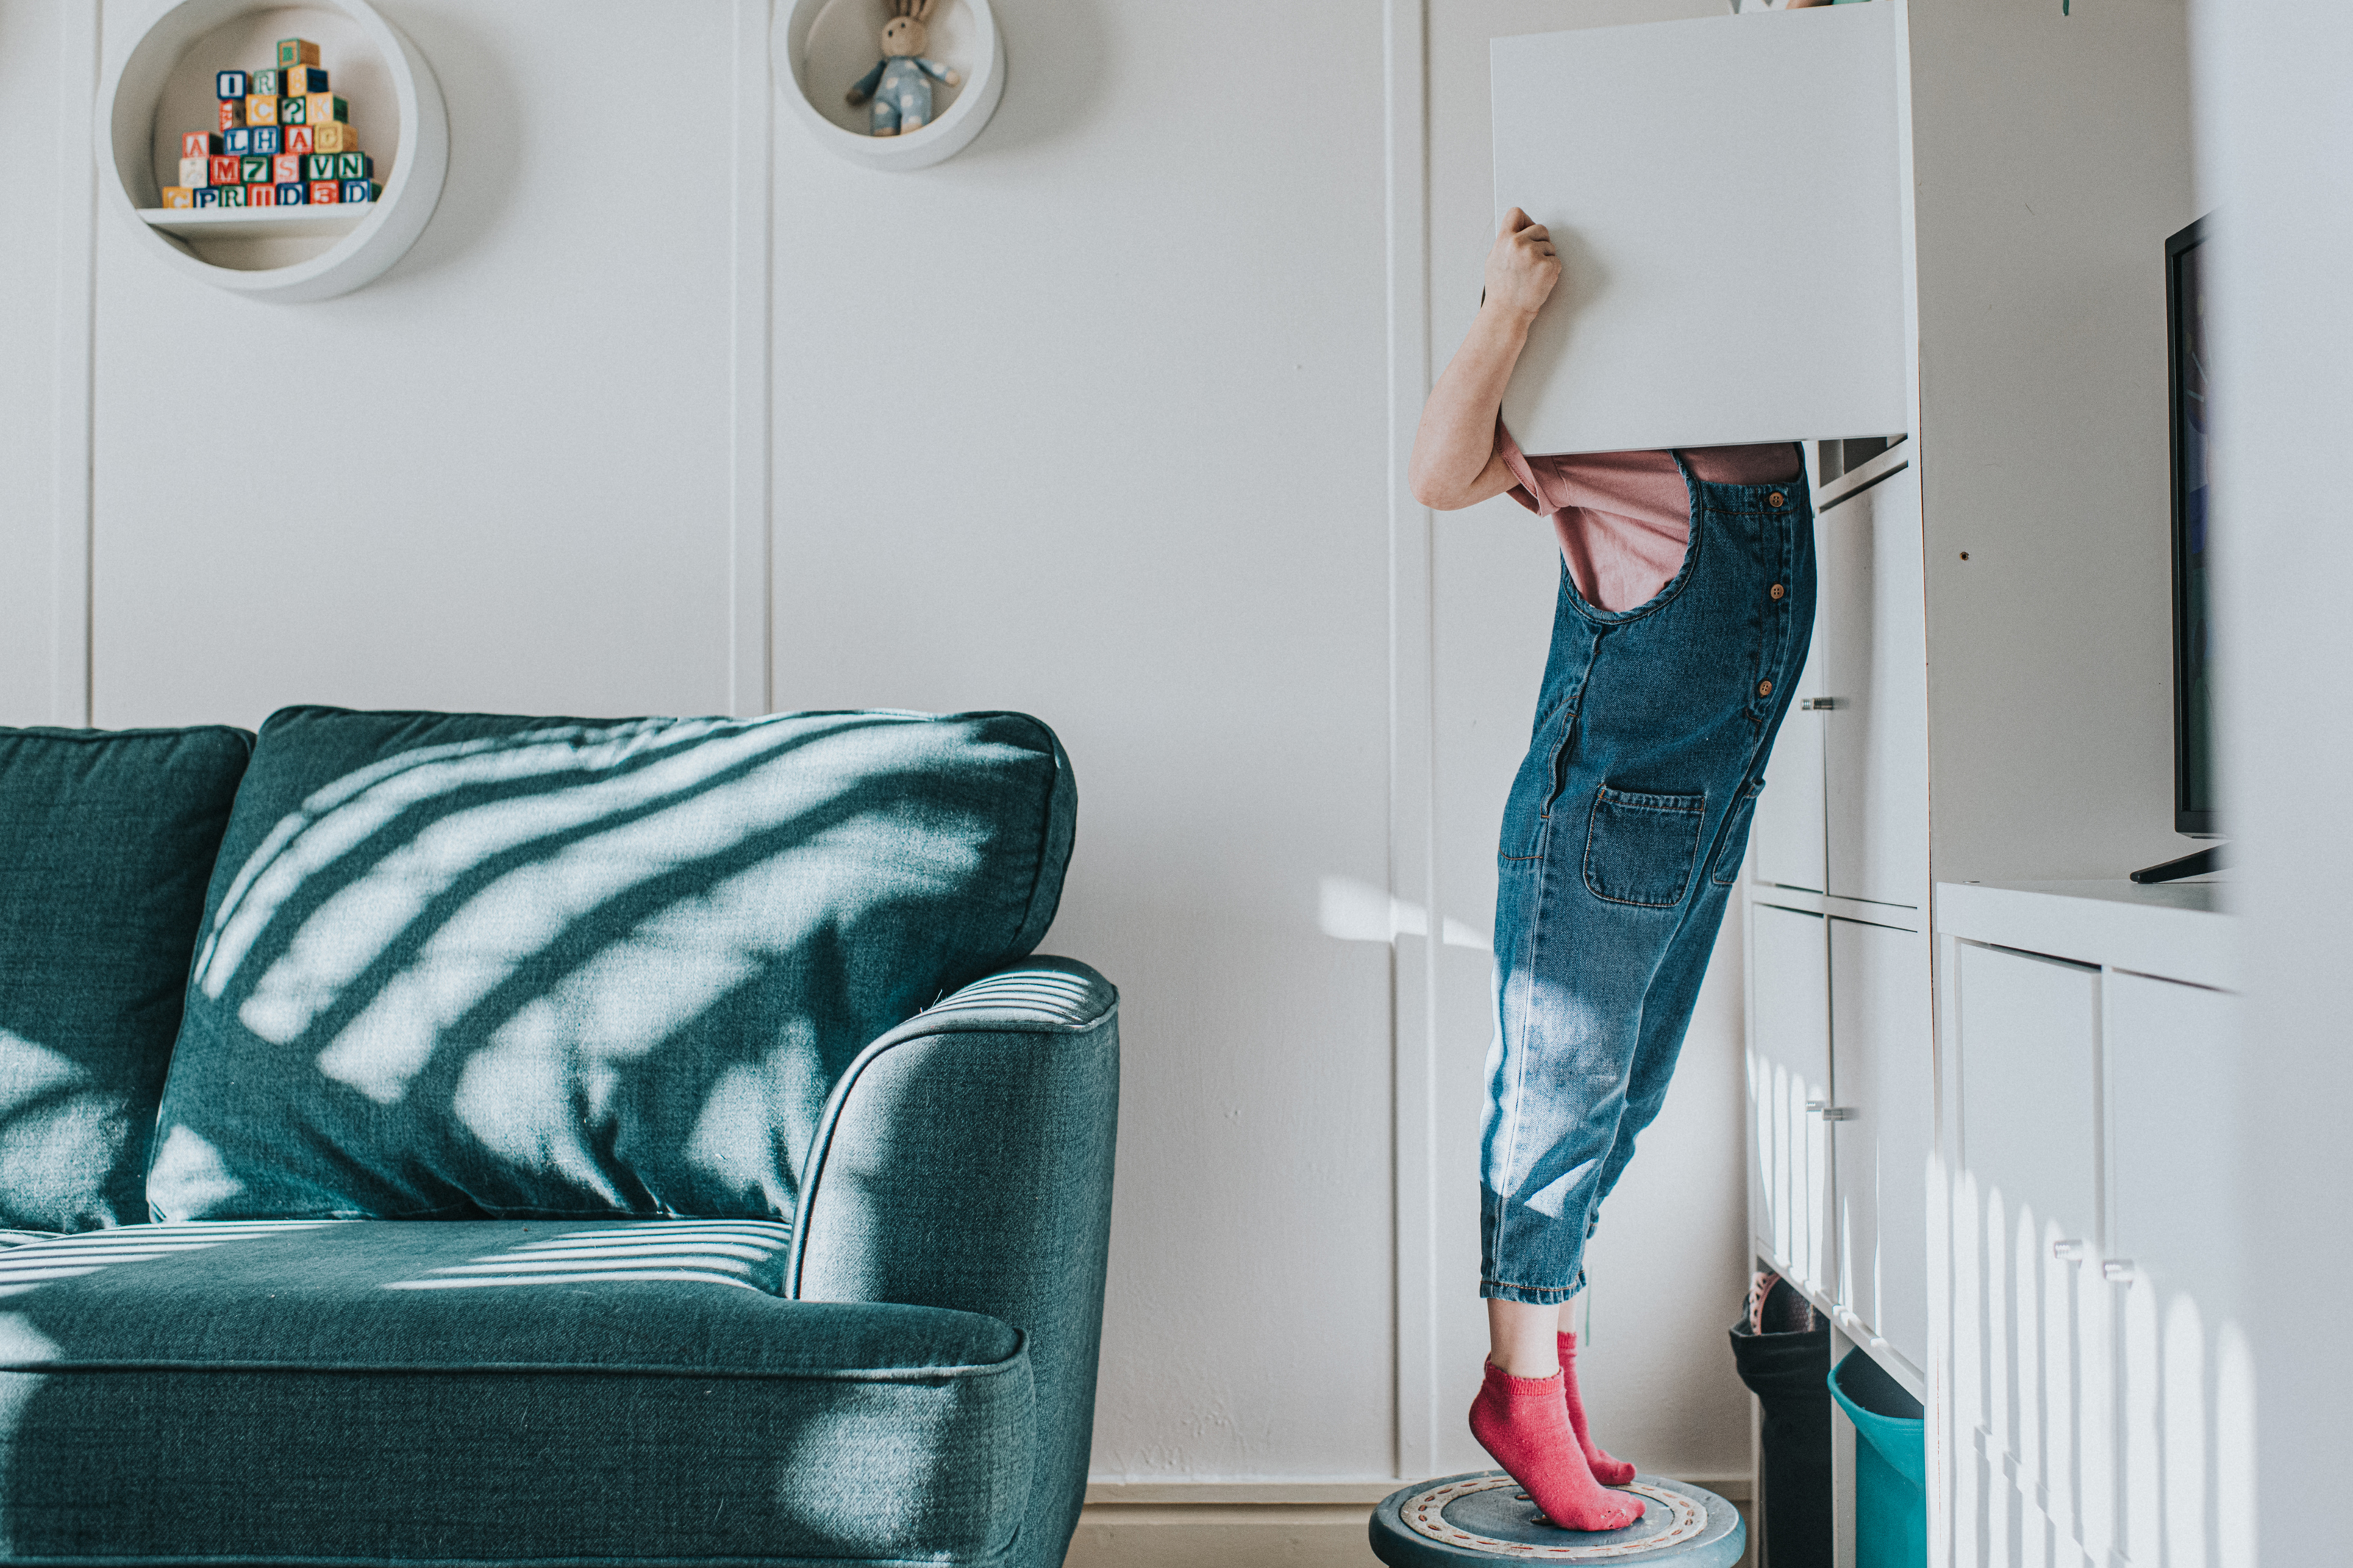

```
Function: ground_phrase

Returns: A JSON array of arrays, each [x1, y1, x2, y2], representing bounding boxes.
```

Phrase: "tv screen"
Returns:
[[2168, 216, 2216, 837]]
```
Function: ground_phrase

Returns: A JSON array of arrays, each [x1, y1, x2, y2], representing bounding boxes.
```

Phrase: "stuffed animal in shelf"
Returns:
[[846, 0, 962, 136]]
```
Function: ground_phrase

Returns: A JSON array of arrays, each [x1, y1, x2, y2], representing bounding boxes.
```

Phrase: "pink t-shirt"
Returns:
[[1496, 423, 1802, 612]]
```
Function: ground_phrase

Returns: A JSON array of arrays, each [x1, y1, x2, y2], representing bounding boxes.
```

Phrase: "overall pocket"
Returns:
[[1710, 782, 1765, 887], [1582, 784, 1706, 907]]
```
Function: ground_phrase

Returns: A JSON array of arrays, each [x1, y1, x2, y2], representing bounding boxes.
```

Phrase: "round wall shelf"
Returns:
[[779, 0, 1004, 171], [98, 0, 447, 302]]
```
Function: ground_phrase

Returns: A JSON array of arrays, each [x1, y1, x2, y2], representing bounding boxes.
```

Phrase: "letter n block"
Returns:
[[335, 151, 373, 180]]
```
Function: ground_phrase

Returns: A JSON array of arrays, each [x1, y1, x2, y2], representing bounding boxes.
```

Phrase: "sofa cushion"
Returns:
[[0, 726, 252, 1231], [0, 1220, 1033, 1564], [149, 706, 1076, 1222]]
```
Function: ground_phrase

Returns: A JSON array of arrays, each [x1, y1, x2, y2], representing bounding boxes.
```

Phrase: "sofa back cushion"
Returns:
[[147, 707, 1076, 1222], [0, 726, 254, 1231]]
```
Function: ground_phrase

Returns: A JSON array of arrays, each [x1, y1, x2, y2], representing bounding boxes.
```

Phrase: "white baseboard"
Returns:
[[1065, 1480, 1755, 1568]]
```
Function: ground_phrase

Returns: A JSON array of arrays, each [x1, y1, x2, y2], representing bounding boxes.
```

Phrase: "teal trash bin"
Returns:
[[1828, 1350, 1924, 1568]]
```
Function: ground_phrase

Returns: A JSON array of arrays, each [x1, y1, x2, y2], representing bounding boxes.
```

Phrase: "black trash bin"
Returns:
[[1728, 1274, 1831, 1568]]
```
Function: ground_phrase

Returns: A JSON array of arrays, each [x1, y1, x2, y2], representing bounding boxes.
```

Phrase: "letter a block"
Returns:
[[278, 37, 321, 68], [180, 131, 219, 159], [160, 187, 193, 209], [285, 126, 314, 154]]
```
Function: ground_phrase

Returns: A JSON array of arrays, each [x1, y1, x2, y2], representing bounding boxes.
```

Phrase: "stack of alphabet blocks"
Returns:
[[157, 37, 379, 212]]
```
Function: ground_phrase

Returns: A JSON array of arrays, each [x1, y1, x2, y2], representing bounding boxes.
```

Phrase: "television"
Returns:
[[2133, 214, 2221, 884]]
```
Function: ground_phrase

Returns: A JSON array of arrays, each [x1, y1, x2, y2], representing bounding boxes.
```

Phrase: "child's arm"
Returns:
[[1409, 209, 1561, 511]]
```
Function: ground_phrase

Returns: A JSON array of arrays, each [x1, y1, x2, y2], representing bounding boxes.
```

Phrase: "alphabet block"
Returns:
[[340, 179, 378, 204], [224, 127, 252, 155], [195, 187, 220, 207], [215, 71, 247, 100], [246, 94, 279, 126], [271, 152, 301, 184], [209, 155, 242, 187], [335, 151, 373, 181], [216, 99, 244, 132], [216, 185, 246, 207], [285, 126, 313, 155], [276, 181, 308, 206], [240, 156, 271, 185], [304, 93, 347, 125], [178, 157, 209, 189], [308, 121, 362, 153], [283, 66, 329, 93], [252, 68, 280, 96], [246, 183, 276, 207], [277, 37, 320, 68], [160, 187, 193, 209], [179, 132, 219, 159], [309, 179, 340, 205], [252, 126, 281, 155]]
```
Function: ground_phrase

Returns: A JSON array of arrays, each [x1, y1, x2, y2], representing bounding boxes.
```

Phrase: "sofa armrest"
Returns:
[[788, 957, 1119, 1568]]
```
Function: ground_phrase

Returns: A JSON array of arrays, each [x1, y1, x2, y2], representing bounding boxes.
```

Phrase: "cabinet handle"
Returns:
[[1799, 697, 1841, 712], [2051, 1240, 2085, 1261], [1804, 1101, 1860, 1121], [2101, 1259, 2137, 1284]]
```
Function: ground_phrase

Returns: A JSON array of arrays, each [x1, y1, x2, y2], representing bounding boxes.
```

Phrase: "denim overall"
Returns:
[[1481, 451, 1815, 1303]]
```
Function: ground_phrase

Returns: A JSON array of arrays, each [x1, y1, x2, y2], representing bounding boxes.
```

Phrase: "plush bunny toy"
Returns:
[[846, 0, 963, 137]]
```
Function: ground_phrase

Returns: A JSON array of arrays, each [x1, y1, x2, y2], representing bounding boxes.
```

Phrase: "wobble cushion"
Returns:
[[0, 726, 252, 1231], [149, 706, 1076, 1222]]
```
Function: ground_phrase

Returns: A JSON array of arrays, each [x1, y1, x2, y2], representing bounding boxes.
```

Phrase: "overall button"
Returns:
[[1767, 491, 1787, 509], [1769, 583, 1786, 601], [1757, 680, 1774, 698]]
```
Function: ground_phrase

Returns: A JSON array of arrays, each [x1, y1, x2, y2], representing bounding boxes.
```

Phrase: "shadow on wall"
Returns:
[[951, 0, 1108, 161], [152, 715, 1005, 1225]]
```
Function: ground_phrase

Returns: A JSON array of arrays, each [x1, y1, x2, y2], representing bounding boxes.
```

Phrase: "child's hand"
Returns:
[[1485, 208, 1560, 323]]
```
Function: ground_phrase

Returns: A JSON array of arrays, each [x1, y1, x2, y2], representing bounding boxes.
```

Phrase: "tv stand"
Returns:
[[2130, 843, 2227, 884]]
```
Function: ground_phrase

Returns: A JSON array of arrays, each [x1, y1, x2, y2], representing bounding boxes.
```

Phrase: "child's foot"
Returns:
[[1468, 1361, 1645, 1533], [1559, 1331, 1636, 1486]]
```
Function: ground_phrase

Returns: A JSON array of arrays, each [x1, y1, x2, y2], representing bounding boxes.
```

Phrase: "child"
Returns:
[[1409, 209, 1815, 1531]]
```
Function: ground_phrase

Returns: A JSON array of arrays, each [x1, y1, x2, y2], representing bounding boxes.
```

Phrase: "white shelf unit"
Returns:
[[97, 0, 446, 301], [138, 201, 374, 241]]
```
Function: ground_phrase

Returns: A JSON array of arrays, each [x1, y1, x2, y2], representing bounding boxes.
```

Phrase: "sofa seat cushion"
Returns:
[[0, 1220, 1035, 1565], [0, 726, 251, 1231], [148, 706, 1076, 1224]]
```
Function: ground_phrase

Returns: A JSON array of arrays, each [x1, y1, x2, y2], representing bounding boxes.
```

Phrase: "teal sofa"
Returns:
[[0, 708, 1118, 1568]]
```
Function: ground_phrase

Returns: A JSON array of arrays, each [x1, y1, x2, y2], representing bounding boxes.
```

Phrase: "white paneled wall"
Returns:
[[0, 0, 1757, 1489]]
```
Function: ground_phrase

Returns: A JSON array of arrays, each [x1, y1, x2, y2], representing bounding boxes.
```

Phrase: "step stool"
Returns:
[[1369, 1471, 1744, 1566]]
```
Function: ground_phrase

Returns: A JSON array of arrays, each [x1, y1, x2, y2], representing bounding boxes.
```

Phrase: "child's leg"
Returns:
[[1487, 1296, 1563, 1376]]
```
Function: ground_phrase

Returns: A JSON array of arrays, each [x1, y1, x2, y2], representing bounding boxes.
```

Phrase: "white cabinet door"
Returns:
[[1490, 4, 1907, 454], [1819, 469, 1929, 912], [1829, 915, 1932, 1372], [1750, 901, 1833, 1297], [1752, 586, 1827, 892], [1954, 939, 2105, 1562], [2106, 973, 2249, 1568]]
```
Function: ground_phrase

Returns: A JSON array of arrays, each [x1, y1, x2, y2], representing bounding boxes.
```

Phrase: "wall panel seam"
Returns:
[[730, 0, 776, 717], [51, 0, 100, 727]]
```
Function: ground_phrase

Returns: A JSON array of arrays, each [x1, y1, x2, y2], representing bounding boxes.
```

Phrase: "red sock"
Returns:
[[1559, 1331, 1636, 1486], [1468, 1361, 1645, 1532]]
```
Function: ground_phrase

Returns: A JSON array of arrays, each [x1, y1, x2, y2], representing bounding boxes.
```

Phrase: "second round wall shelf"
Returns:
[[779, 0, 1004, 171], [98, 0, 447, 302]]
